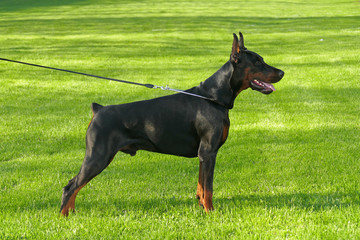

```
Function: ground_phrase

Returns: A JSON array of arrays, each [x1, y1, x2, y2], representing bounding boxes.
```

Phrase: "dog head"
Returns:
[[230, 32, 284, 95]]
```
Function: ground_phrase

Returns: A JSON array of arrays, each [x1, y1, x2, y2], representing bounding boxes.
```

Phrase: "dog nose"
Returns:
[[278, 70, 284, 79]]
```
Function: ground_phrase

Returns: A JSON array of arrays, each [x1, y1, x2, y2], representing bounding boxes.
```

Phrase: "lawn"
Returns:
[[0, 0, 359, 239]]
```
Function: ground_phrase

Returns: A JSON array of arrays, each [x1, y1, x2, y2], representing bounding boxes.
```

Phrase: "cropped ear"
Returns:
[[230, 33, 240, 63], [239, 32, 246, 50]]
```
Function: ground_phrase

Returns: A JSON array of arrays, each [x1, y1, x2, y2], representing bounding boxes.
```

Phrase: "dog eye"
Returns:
[[255, 61, 261, 66]]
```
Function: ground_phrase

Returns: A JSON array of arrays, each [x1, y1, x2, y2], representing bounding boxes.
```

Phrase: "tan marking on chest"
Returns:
[[222, 124, 230, 144]]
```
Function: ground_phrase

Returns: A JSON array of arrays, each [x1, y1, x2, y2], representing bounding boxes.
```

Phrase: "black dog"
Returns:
[[60, 32, 284, 216]]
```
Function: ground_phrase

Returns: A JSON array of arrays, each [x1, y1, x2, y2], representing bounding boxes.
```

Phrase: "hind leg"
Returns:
[[60, 176, 87, 216], [60, 131, 117, 216], [60, 149, 116, 216], [60, 152, 115, 216]]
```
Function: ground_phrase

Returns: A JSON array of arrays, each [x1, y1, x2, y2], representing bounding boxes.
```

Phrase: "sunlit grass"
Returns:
[[0, 0, 359, 239]]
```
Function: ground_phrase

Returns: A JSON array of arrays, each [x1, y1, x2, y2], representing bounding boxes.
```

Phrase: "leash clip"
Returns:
[[153, 85, 169, 91]]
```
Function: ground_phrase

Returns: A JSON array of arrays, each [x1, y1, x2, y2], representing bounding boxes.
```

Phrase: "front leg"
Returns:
[[196, 143, 217, 212]]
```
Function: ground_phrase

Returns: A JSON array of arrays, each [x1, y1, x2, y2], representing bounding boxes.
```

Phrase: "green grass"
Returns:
[[1, 0, 359, 239]]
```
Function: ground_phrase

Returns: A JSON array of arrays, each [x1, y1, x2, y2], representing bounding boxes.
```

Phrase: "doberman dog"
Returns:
[[60, 32, 284, 216]]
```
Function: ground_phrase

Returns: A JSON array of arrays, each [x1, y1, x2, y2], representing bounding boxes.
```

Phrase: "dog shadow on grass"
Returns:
[[76, 191, 360, 214], [215, 192, 360, 211]]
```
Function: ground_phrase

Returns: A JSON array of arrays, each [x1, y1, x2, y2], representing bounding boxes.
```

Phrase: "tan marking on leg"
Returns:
[[196, 162, 205, 208], [203, 191, 214, 212], [61, 183, 87, 217]]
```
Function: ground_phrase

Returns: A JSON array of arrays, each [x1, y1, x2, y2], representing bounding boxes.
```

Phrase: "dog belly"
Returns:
[[125, 125, 200, 158], [153, 135, 200, 158]]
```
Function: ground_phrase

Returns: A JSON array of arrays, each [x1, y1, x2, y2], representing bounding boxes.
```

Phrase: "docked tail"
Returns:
[[91, 102, 103, 114]]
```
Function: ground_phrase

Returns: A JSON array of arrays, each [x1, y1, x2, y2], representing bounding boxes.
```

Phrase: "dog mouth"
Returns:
[[250, 79, 275, 94]]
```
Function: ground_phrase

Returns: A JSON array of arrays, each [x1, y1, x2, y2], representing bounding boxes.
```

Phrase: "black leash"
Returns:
[[0, 57, 155, 88], [0, 57, 227, 108]]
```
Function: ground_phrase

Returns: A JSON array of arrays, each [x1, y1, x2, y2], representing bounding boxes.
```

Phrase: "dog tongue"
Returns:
[[262, 82, 275, 91]]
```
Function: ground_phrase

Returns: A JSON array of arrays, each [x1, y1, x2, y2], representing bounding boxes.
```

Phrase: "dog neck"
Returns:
[[196, 61, 235, 109]]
